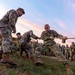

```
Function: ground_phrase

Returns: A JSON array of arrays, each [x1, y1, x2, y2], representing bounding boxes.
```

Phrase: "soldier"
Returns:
[[65, 44, 70, 60], [19, 30, 40, 58], [20, 30, 43, 65], [16, 32, 22, 43], [61, 45, 66, 55], [40, 24, 71, 72], [70, 42, 75, 61], [16, 32, 22, 51], [0, 8, 25, 66]]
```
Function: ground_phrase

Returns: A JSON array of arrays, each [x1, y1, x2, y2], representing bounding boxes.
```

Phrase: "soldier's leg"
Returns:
[[25, 44, 43, 65], [0, 28, 16, 65], [24, 45, 34, 62], [49, 44, 67, 62], [35, 47, 42, 58], [49, 44, 72, 73], [71, 52, 74, 61], [68, 52, 70, 60], [20, 44, 25, 57], [27, 44, 34, 58], [65, 53, 67, 60], [24, 49, 29, 58], [33, 46, 44, 65], [73, 52, 75, 60]]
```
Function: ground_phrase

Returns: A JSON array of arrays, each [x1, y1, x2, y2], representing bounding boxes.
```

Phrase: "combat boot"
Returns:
[[32, 54, 44, 66], [34, 57, 44, 66], [1, 52, 17, 66]]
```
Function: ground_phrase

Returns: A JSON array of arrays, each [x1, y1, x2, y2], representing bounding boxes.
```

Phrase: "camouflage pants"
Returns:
[[45, 40, 67, 63], [0, 27, 12, 53], [49, 44, 67, 61], [20, 42, 34, 58]]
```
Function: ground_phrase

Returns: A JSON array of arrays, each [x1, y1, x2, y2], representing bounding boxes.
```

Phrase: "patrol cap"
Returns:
[[17, 8, 25, 14]]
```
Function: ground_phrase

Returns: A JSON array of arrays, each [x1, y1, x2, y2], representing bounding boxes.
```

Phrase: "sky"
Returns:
[[0, 0, 75, 46]]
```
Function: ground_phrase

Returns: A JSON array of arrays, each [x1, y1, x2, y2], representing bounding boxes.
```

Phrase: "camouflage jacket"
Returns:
[[0, 9, 18, 31], [41, 30, 63, 41], [20, 31, 39, 44], [70, 44, 75, 52], [41, 30, 63, 45]]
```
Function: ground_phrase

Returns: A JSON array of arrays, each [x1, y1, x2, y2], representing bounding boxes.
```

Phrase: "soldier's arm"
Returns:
[[53, 30, 66, 39], [32, 34, 39, 39], [9, 10, 17, 33]]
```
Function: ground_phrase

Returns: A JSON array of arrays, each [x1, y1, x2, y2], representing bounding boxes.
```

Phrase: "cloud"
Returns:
[[62, 0, 75, 13], [0, 2, 8, 19], [16, 18, 44, 36], [70, 28, 75, 37], [55, 18, 67, 29]]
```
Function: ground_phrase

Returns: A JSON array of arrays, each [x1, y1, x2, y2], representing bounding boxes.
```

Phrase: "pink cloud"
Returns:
[[13, 17, 75, 45], [0, 3, 8, 19], [55, 19, 67, 29], [16, 18, 44, 36]]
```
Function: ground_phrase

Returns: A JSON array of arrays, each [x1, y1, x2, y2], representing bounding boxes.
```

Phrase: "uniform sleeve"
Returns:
[[8, 10, 17, 30], [32, 34, 39, 39], [53, 30, 63, 39]]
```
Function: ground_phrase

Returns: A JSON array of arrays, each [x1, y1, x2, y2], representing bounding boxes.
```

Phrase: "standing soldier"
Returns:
[[65, 44, 70, 60], [41, 24, 71, 72], [70, 42, 75, 61], [61, 45, 66, 55], [0, 8, 25, 66]]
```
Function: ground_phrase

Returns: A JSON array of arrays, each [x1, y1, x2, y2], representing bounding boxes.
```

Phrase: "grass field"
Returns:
[[0, 53, 75, 75]]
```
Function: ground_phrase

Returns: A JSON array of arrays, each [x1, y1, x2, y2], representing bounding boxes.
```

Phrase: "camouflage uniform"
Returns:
[[16, 33, 22, 51], [20, 30, 39, 58], [0, 38, 3, 59], [70, 43, 75, 61], [32, 41, 40, 53], [36, 44, 51, 56], [40, 30, 67, 63], [65, 45, 70, 60], [0, 9, 18, 53], [61, 45, 66, 55]]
